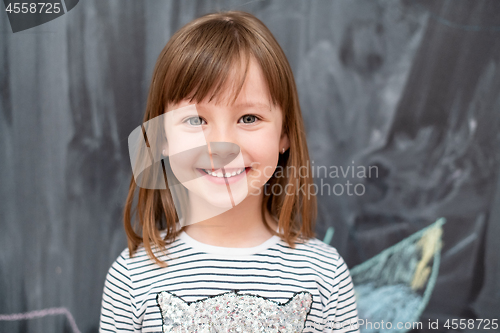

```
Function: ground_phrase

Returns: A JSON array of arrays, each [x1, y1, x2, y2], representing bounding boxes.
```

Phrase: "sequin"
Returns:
[[156, 289, 312, 332]]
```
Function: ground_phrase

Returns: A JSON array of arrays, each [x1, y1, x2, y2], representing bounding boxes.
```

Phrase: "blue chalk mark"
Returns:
[[323, 226, 335, 245]]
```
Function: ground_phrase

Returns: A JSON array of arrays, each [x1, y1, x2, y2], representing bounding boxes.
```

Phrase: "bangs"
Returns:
[[163, 20, 253, 108], [151, 11, 292, 119]]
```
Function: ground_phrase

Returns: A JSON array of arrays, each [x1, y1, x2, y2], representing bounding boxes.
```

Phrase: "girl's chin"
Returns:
[[187, 187, 250, 207], [194, 198, 243, 210]]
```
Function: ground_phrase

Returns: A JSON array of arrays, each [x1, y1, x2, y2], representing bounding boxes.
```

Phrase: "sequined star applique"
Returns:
[[156, 289, 313, 332]]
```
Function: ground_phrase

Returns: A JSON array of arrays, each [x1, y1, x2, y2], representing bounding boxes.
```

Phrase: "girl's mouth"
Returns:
[[195, 167, 251, 184], [199, 167, 250, 178]]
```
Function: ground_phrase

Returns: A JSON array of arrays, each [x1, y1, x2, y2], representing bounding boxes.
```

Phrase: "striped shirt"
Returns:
[[99, 230, 360, 332]]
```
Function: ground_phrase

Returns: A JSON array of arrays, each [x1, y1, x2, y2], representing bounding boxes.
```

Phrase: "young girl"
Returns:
[[99, 10, 359, 333]]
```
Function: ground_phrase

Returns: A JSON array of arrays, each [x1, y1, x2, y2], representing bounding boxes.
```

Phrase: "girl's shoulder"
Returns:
[[114, 236, 183, 267], [275, 236, 349, 286]]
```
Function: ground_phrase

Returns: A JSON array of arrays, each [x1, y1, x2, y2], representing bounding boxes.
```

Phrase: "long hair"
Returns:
[[124, 10, 317, 266]]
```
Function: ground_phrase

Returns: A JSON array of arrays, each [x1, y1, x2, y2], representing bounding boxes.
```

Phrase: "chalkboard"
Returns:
[[1, 1, 499, 332]]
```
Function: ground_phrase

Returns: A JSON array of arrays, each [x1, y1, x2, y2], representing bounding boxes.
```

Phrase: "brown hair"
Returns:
[[124, 10, 317, 266]]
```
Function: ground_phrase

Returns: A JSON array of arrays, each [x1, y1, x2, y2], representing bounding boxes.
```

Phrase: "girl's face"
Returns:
[[163, 57, 289, 213]]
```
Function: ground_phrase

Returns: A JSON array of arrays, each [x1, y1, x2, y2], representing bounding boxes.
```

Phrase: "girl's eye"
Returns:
[[239, 114, 259, 124], [185, 116, 206, 126]]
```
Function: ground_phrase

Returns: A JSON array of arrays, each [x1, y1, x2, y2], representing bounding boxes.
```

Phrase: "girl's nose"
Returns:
[[209, 142, 240, 162], [203, 121, 240, 165]]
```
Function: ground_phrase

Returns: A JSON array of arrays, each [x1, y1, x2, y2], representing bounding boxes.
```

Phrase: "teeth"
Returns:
[[202, 168, 246, 178]]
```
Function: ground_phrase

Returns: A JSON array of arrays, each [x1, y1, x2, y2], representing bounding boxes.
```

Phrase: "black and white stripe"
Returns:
[[99, 231, 359, 333]]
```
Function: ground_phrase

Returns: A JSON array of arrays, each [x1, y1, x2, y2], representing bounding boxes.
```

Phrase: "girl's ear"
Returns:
[[279, 132, 290, 153], [162, 144, 169, 157]]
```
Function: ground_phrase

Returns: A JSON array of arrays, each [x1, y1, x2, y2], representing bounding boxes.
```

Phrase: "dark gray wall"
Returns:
[[1, 0, 499, 332]]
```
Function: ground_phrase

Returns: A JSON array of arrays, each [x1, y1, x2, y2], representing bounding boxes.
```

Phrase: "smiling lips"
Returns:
[[200, 167, 248, 178]]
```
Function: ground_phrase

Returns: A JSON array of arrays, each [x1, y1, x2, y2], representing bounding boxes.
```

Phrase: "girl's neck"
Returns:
[[183, 193, 278, 248]]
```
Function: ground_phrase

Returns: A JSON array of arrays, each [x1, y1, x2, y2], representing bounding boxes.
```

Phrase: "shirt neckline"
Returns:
[[178, 226, 282, 256]]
